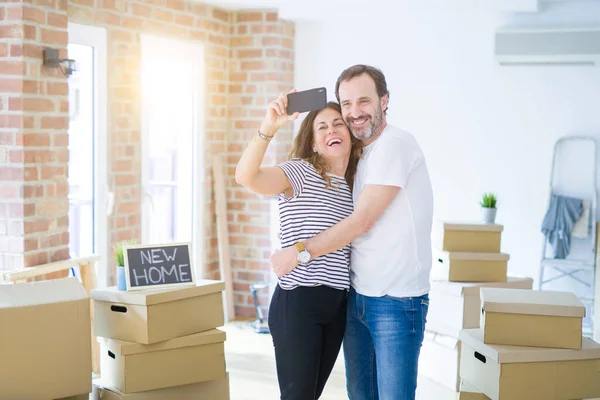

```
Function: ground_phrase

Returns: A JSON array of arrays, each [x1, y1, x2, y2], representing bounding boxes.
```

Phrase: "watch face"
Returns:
[[298, 251, 310, 263]]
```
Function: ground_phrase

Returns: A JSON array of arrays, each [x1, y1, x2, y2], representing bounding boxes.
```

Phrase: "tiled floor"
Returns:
[[223, 321, 457, 400]]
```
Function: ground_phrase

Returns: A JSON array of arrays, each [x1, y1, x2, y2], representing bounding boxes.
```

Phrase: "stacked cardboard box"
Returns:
[[457, 380, 490, 400], [458, 287, 600, 400], [420, 222, 533, 391], [90, 375, 230, 400], [0, 278, 93, 400], [432, 222, 509, 283], [90, 279, 230, 399]]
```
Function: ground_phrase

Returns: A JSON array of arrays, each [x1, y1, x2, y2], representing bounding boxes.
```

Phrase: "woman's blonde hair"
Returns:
[[289, 102, 362, 190]]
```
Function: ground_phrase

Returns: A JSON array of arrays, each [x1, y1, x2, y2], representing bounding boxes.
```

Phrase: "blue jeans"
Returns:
[[343, 287, 429, 400]]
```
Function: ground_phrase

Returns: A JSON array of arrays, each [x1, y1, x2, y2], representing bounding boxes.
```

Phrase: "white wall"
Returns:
[[294, 2, 600, 287]]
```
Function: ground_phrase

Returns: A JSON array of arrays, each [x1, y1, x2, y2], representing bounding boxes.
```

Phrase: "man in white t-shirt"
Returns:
[[270, 64, 434, 400]]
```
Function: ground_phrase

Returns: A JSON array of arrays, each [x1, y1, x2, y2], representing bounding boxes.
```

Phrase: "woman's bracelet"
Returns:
[[257, 129, 275, 141]]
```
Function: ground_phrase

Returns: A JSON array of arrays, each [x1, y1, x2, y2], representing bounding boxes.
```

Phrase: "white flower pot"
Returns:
[[481, 207, 497, 224]]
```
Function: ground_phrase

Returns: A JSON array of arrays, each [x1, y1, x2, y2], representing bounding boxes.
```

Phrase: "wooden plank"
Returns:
[[212, 153, 236, 321], [80, 261, 100, 375], [2, 255, 101, 283]]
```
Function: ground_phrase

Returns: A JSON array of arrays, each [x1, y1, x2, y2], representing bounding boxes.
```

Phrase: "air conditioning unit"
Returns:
[[494, 26, 600, 66]]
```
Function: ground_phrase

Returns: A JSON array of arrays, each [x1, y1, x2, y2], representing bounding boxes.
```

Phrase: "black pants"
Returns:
[[268, 284, 347, 400]]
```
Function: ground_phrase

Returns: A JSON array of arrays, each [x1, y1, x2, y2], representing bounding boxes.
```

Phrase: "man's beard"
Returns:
[[346, 103, 384, 141]]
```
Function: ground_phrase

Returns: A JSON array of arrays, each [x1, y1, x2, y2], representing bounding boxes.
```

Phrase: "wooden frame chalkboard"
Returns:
[[123, 242, 196, 291]]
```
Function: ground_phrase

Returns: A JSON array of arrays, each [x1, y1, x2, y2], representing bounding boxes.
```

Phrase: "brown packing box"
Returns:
[[456, 381, 596, 400], [0, 278, 92, 400], [91, 373, 230, 399], [101, 328, 227, 393], [419, 331, 461, 391], [457, 379, 599, 400], [480, 288, 585, 349], [92, 279, 225, 344], [434, 222, 503, 253], [57, 395, 91, 400], [454, 382, 596, 400], [459, 328, 600, 400], [458, 380, 490, 400], [458, 392, 490, 400], [432, 250, 509, 282], [428, 277, 533, 338]]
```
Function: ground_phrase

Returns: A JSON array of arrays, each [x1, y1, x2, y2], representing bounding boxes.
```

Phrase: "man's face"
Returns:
[[338, 73, 388, 142]]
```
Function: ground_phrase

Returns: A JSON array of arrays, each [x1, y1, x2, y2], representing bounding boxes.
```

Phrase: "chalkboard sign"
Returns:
[[123, 243, 196, 291]]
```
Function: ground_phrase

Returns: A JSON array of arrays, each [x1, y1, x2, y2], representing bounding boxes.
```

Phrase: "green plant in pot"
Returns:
[[480, 193, 497, 224], [114, 239, 137, 290]]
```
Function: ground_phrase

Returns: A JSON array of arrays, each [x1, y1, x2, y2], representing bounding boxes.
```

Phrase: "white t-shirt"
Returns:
[[351, 124, 434, 298]]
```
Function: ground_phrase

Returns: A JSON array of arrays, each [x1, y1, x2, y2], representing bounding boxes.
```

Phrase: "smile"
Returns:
[[350, 117, 369, 126], [327, 138, 342, 147]]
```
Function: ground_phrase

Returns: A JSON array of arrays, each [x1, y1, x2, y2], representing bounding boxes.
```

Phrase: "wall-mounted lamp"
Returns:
[[43, 48, 76, 78]]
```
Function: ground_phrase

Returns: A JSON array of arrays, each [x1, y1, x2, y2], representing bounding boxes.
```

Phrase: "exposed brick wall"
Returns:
[[227, 11, 294, 316], [0, 0, 70, 273], [67, 3, 295, 317], [0, 0, 295, 317], [67, 0, 232, 285]]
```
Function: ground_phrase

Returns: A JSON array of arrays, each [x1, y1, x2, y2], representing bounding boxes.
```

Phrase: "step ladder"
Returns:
[[539, 136, 598, 337]]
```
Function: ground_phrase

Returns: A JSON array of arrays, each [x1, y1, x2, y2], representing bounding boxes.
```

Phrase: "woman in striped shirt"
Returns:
[[235, 91, 362, 399]]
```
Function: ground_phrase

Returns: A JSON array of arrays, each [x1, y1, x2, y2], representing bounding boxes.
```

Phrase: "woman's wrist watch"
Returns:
[[295, 242, 311, 264]]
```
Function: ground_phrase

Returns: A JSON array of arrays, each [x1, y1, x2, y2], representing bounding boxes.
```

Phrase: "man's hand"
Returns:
[[270, 246, 298, 277]]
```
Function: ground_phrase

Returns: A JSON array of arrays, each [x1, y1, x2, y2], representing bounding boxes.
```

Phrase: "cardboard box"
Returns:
[[101, 328, 227, 393], [428, 277, 533, 338], [458, 380, 490, 400], [57, 395, 91, 400], [0, 278, 92, 400], [420, 331, 461, 391], [92, 279, 225, 344], [480, 288, 585, 349], [432, 251, 509, 282], [421, 278, 533, 392], [458, 392, 490, 400], [434, 222, 503, 253], [91, 373, 230, 399], [457, 379, 594, 400], [459, 328, 600, 400]]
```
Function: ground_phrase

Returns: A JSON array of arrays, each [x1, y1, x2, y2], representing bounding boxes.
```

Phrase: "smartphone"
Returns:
[[287, 87, 327, 115]]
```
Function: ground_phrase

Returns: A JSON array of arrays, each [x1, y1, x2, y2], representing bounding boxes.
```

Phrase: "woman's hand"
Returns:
[[270, 246, 298, 277], [261, 90, 301, 135]]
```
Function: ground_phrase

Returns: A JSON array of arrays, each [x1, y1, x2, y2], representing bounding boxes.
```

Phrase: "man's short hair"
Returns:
[[334, 64, 390, 104]]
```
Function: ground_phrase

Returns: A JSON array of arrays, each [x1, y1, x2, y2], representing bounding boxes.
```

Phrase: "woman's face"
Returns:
[[311, 108, 352, 161]]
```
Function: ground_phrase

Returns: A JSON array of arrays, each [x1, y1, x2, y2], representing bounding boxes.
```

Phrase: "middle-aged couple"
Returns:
[[235, 64, 434, 400]]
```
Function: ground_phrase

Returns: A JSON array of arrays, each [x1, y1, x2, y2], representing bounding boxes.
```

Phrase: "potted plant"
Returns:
[[480, 192, 498, 224], [114, 240, 136, 290]]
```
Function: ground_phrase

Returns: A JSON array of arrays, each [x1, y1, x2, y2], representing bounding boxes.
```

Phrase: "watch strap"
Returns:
[[295, 242, 306, 253]]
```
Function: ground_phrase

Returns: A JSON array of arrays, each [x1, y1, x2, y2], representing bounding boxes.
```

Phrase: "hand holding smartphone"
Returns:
[[259, 87, 327, 136]]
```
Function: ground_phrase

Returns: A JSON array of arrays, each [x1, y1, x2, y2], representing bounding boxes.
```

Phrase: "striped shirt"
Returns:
[[276, 158, 353, 291]]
